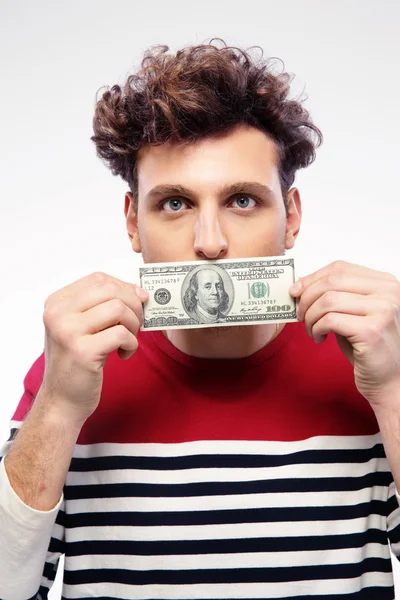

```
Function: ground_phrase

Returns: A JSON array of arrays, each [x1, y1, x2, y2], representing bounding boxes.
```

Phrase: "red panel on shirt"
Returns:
[[77, 321, 379, 444]]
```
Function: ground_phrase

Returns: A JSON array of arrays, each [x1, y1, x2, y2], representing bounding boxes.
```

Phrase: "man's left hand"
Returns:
[[289, 260, 400, 409]]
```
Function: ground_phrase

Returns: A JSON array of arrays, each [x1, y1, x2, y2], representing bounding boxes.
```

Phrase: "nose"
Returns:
[[193, 208, 228, 259]]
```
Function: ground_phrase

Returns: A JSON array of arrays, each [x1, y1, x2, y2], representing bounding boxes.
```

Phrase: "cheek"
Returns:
[[138, 220, 192, 261], [229, 216, 285, 252]]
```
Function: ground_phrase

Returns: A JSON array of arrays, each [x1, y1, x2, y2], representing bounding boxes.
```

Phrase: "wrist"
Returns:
[[365, 379, 400, 417], [371, 398, 400, 449], [34, 387, 87, 434]]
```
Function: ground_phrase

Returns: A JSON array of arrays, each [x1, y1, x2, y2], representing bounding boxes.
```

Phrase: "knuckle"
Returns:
[[325, 273, 340, 287], [322, 291, 336, 308], [129, 331, 139, 346], [382, 301, 395, 317], [382, 301, 397, 323], [115, 324, 130, 344], [365, 321, 382, 344], [90, 271, 108, 284], [112, 325, 122, 342], [43, 294, 54, 311], [103, 281, 121, 297], [109, 298, 126, 315], [129, 335, 139, 352], [43, 303, 60, 327], [324, 312, 337, 328], [331, 260, 346, 271], [42, 306, 53, 327]]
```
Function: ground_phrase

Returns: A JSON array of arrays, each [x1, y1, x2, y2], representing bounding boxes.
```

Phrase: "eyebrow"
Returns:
[[145, 181, 275, 201]]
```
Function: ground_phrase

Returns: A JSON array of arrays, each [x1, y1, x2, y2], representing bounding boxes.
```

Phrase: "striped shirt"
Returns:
[[1, 321, 400, 599]]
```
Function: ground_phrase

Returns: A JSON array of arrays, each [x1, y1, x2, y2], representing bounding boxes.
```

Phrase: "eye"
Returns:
[[230, 194, 257, 209], [161, 198, 189, 212]]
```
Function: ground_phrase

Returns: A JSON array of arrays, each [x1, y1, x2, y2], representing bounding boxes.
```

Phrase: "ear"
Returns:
[[124, 192, 142, 253], [285, 187, 302, 250]]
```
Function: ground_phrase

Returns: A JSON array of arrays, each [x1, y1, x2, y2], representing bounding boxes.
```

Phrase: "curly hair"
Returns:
[[91, 39, 323, 214], [183, 269, 230, 314]]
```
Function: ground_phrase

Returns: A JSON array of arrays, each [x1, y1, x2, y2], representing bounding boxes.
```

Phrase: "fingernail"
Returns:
[[290, 280, 302, 294], [137, 287, 149, 301]]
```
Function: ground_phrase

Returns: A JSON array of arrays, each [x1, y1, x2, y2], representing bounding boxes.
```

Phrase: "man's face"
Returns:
[[125, 124, 301, 263], [195, 269, 223, 314]]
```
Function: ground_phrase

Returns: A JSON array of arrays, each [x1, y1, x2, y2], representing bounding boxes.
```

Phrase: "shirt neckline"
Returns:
[[145, 322, 299, 370]]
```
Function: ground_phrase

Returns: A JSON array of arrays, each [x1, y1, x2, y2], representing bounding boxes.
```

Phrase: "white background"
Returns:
[[1, 0, 399, 597]]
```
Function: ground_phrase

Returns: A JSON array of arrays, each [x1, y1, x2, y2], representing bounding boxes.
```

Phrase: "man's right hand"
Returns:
[[39, 271, 149, 426]]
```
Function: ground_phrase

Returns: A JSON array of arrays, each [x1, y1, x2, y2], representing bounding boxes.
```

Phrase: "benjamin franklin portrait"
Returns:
[[182, 267, 231, 324]]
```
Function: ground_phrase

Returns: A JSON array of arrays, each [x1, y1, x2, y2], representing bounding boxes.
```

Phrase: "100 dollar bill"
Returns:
[[137, 256, 298, 331]]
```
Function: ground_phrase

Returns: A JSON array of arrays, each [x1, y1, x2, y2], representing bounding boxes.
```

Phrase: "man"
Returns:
[[1, 40, 400, 600], [183, 267, 230, 324]]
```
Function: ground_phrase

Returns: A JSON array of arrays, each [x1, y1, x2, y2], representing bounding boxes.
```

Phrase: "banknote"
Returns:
[[137, 256, 298, 331]]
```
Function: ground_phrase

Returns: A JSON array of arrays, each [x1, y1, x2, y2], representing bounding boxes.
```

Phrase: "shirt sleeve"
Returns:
[[0, 353, 66, 600], [386, 480, 400, 560]]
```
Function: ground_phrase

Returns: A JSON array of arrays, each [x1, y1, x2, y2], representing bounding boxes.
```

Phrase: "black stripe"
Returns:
[[34, 586, 50, 600], [387, 521, 400, 548], [65, 500, 387, 528], [63, 557, 392, 585], [55, 509, 67, 528], [42, 560, 58, 582], [64, 471, 392, 499], [69, 444, 386, 472], [65, 528, 388, 557], [67, 589, 394, 600], [387, 493, 399, 515], [6, 427, 19, 443], [48, 535, 64, 555]]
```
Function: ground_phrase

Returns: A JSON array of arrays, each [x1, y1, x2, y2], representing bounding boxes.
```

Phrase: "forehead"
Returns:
[[137, 125, 281, 194], [198, 269, 222, 283]]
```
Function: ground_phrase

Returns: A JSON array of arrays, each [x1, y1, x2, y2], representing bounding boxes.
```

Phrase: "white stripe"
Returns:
[[387, 503, 400, 531], [65, 514, 385, 543], [0, 441, 12, 459], [387, 483, 400, 533], [66, 433, 384, 458], [67, 486, 387, 514], [51, 522, 64, 541], [66, 458, 389, 486], [61, 571, 394, 599], [65, 542, 391, 571]]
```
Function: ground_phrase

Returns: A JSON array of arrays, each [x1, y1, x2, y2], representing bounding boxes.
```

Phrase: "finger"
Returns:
[[47, 271, 146, 306], [85, 325, 139, 363], [297, 274, 398, 321], [291, 261, 397, 297], [311, 312, 366, 343], [53, 278, 145, 318], [303, 292, 388, 336], [46, 272, 118, 302], [78, 299, 142, 337]]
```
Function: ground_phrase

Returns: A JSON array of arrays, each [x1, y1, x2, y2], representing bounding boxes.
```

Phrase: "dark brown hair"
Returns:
[[91, 39, 323, 214]]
